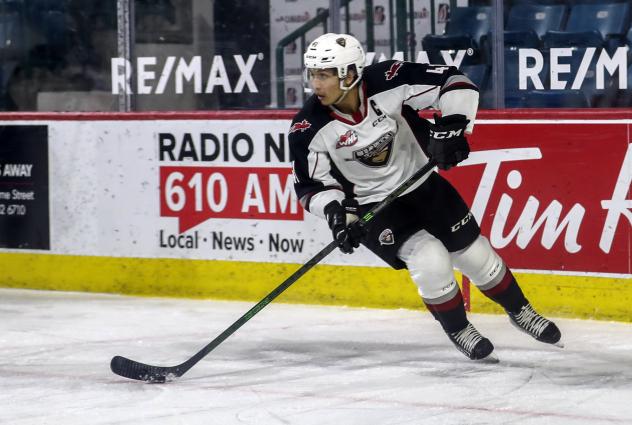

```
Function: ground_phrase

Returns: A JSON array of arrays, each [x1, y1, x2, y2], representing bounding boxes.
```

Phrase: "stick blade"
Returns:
[[110, 355, 179, 383]]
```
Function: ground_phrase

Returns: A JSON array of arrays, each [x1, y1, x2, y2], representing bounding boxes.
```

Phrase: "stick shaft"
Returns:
[[112, 160, 436, 380], [177, 241, 337, 375], [178, 159, 436, 374]]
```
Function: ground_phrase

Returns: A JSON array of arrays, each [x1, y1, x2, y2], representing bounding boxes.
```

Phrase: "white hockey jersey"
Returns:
[[289, 60, 479, 219]]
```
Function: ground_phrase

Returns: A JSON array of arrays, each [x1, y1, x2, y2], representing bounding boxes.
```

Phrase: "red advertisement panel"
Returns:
[[160, 166, 302, 232], [444, 122, 631, 276]]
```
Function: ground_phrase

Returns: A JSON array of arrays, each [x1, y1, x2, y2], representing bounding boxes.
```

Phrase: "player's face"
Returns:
[[307, 68, 342, 105]]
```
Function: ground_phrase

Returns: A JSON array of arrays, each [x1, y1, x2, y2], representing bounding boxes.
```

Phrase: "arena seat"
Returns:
[[504, 30, 540, 49], [565, 2, 631, 41], [542, 30, 604, 48], [521, 90, 590, 108], [422, 7, 491, 65], [506, 4, 567, 39], [510, 0, 563, 5], [460, 64, 489, 91], [448, 6, 492, 47], [539, 2, 631, 52], [421, 34, 477, 65], [0, 12, 24, 60], [39, 10, 68, 46]]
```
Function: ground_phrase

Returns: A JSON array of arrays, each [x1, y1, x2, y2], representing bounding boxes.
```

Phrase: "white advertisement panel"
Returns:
[[4, 119, 385, 267]]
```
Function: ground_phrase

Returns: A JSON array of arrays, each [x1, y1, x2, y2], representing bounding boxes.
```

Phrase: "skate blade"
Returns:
[[475, 352, 499, 364], [552, 340, 564, 348]]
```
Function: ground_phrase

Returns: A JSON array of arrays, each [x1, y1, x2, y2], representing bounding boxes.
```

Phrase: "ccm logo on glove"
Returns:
[[428, 113, 470, 171], [429, 128, 464, 139]]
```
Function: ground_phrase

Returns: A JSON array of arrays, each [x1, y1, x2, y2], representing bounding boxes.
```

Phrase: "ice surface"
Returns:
[[1, 288, 631, 425]]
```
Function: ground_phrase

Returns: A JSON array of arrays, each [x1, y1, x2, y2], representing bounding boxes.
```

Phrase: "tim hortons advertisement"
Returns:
[[446, 120, 630, 277]]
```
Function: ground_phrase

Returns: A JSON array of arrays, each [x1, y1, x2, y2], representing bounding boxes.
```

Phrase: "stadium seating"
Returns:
[[505, 90, 591, 108], [511, 0, 563, 5], [537, 2, 632, 108], [0, 12, 24, 60], [521, 90, 590, 108], [537, 2, 631, 51], [0, 61, 18, 109], [422, 6, 491, 65], [422, 34, 476, 65], [498, 0, 632, 108], [39, 10, 68, 47], [506, 4, 567, 39], [504, 30, 540, 49], [542, 30, 604, 48], [448, 6, 492, 47], [564, 2, 631, 41], [460, 64, 489, 91]]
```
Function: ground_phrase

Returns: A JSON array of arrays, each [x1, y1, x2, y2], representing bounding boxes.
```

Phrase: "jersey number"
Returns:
[[426, 66, 450, 74]]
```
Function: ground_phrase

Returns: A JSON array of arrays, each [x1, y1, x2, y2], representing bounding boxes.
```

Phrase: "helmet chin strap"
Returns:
[[333, 90, 350, 105], [333, 76, 361, 105]]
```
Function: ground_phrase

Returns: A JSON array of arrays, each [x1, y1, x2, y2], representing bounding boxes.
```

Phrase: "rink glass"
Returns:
[[0, 0, 628, 111]]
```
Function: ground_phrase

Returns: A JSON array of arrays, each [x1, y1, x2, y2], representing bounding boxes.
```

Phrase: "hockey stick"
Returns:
[[110, 159, 437, 383]]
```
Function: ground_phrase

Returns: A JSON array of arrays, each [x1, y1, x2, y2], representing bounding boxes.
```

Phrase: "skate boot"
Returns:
[[448, 322, 497, 362], [507, 303, 562, 346]]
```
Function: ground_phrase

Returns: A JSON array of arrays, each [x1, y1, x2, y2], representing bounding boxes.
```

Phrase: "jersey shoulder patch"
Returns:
[[289, 119, 312, 134], [288, 95, 332, 146]]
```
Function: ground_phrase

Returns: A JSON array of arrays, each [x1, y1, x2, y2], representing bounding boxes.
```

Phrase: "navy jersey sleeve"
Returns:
[[288, 101, 343, 214]]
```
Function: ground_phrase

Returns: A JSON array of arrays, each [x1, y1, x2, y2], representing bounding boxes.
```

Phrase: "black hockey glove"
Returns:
[[324, 199, 365, 254], [428, 113, 470, 170]]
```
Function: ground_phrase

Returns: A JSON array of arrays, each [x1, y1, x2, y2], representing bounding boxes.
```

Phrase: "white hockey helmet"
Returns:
[[304, 33, 365, 87]]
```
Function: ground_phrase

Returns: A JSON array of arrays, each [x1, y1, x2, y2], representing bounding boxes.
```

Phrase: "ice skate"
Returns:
[[448, 322, 498, 363], [508, 303, 563, 347]]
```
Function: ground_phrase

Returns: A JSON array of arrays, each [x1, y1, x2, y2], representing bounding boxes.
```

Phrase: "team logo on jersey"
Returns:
[[378, 229, 395, 245], [336, 130, 359, 149], [385, 61, 403, 81], [290, 119, 312, 133], [352, 131, 394, 167]]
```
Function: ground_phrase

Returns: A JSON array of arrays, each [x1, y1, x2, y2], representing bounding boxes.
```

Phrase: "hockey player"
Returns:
[[289, 33, 562, 361]]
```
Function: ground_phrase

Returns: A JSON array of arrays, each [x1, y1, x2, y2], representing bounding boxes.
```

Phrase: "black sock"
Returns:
[[424, 290, 468, 334], [481, 269, 528, 314]]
